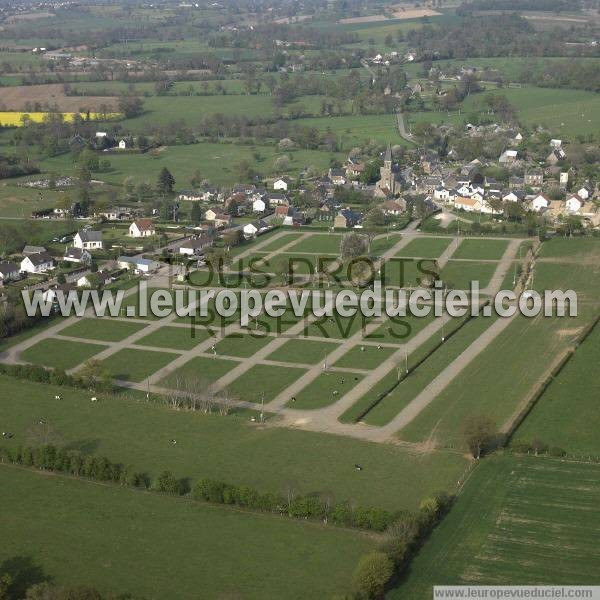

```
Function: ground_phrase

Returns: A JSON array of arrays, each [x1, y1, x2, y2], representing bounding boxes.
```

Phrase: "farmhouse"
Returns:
[[64, 247, 92, 264], [129, 219, 156, 238], [0, 261, 20, 281], [20, 252, 54, 274], [73, 230, 103, 250], [117, 256, 159, 273]]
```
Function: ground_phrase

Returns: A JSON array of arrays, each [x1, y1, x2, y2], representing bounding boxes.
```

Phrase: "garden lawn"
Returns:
[[290, 371, 364, 410], [0, 466, 373, 600], [135, 325, 212, 351], [160, 355, 238, 387], [20, 338, 107, 371], [452, 238, 509, 261], [213, 333, 274, 358], [57, 318, 148, 342], [333, 344, 396, 370], [226, 364, 307, 403], [266, 338, 340, 365], [100, 348, 176, 382], [439, 260, 497, 290], [287, 233, 343, 254], [259, 232, 304, 252], [395, 237, 452, 259]]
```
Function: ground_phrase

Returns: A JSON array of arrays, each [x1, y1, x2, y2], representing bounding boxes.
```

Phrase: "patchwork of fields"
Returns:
[[392, 455, 600, 598]]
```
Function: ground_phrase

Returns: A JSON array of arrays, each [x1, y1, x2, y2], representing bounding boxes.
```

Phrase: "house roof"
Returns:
[[133, 218, 154, 231], [455, 196, 480, 207], [77, 230, 102, 242], [22, 245, 47, 255], [25, 252, 53, 265], [118, 256, 156, 267], [65, 247, 89, 259], [0, 261, 19, 275]]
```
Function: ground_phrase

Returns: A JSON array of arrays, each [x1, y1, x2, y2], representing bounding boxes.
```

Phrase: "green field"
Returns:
[[396, 237, 452, 259], [511, 323, 600, 456], [20, 338, 107, 371], [391, 455, 600, 598], [439, 260, 497, 291], [41, 142, 342, 187], [160, 355, 238, 386], [100, 348, 176, 382], [0, 375, 468, 511], [452, 239, 509, 261], [58, 318, 148, 342], [290, 370, 364, 410], [0, 466, 373, 599], [135, 324, 211, 350], [266, 338, 340, 365], [226, 363, 307, 403], [287, 233, 343, 254]]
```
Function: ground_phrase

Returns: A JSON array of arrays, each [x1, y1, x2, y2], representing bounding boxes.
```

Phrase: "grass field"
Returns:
[[452, 239, 509, 261], [395, 237, 452, 259], [290, 370, 364, 410], [58, 318, 148, 342], [265, 338, 340, 365], [511, 322, 600, 456], [461, 86, 600, 137], [0, 375, 468, 511], [287, 233, 343, 254], [20, 338, 107, 371], [439, 260, 497, 290], [0, 466, 373, 600], [135, 324, 212, 350], [226, 364, 308, 403], [391, 455, 600, 598], [100, 348, 176, 382], [160, 355, 238, 386], [41, 142, 342, 187]]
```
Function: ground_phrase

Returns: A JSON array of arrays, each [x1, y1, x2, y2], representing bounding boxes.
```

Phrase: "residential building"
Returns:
[[129, 219, 156, 238], [20, 252, 54, 273], [73, 230, 103, 250]]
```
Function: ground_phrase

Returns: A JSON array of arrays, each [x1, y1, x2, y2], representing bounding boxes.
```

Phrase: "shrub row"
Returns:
[[0, 363, 114, 393], [1, 444, 399, 532], [351, 492, 455, 599], [192, 477, 400, 531]]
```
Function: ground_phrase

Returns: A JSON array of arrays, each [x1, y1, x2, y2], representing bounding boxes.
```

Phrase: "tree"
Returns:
[[117, 94, 144, 118], [463, 415, 496, 459], [56, 272, 66, 284], [364, 207, 386, 228], [157, 167, 175, 196], [78, 359, 112, 391], [340, 232, 369, 260], [190, 203, 203, 223], [352, 552, 394, 599]]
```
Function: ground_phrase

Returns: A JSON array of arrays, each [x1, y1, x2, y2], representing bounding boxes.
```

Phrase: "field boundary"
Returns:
[[502, 314, 600, 445]]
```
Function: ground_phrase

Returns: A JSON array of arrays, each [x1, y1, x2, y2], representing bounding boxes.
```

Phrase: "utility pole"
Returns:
[[260, 392, 265, 424]]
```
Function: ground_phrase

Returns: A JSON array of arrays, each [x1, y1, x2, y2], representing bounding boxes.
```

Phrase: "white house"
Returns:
[[433, 187, 451, 202], [177, 191, 203, 201], [577, 184, 593, 201], [179, 236, 212, 256], [252, 197, 268, 213], [530, 194, 550, 212], [550, 139, 562, 149], [73, 230, 103, 250], [273, 178, 288, 191], [64, 247, 92, 264], [267, 193, 288, 206], [129, 219, 156, 238], [565, 194, 583, 213], [454, 196, 482, 213], [243, 220, 269, 239], [20, 252, 54, 273], [0, 261, 20, 281], [503, 191, 524, 203], [118, 139, 127, 149], [117, 256, 159, 273], [499, 150, 518, 163]]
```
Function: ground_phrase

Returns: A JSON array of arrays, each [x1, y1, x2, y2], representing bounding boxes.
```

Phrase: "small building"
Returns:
[[243, 220, 269, 238], [334, 208, 362, 229], [177, 191, 203, 202], [273, 178, 289, 191], [0, 261, 20, 281], [454, 196, 483, 213], [524, 170, 544, 188], [20, 252, 54, 274], [117, 256, 159, 273], [547, 148, 566, 165], [118, 139, 127, 150], [77, 272, 111, 288], [129, 219, 156, 238], [576, 184, 593, 201], [179, 236, 212, 256], [328, 168, 347, 186], [503, 190, 525, 203], [252, 197, 268, 213], [64, 247, 92, 264], [73, 230, 103, 250], [499, 150, 518, 164], [22, 245, 47, 256], [530, 194, 550, 213], [381, 200, 406, 216], [565, 194, 583, 213]]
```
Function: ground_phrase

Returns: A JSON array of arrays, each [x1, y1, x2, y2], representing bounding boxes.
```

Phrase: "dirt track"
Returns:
[[0, 84, 117, 112]]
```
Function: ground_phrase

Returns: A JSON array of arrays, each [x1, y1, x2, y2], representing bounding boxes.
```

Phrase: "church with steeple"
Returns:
[[375, 144, 403, 198]]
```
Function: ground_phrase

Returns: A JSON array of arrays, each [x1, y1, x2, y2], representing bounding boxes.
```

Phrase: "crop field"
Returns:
[[0, 375, 468, 511], [392, 455, 600, 599], [0, 466, 373, 600]]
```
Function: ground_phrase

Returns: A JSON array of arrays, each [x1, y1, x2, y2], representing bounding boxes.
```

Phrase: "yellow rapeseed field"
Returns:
[[0, 112, 120, 126]]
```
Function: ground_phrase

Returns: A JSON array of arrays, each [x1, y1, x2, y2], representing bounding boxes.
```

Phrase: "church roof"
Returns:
[[384, 144, 392, 163]]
